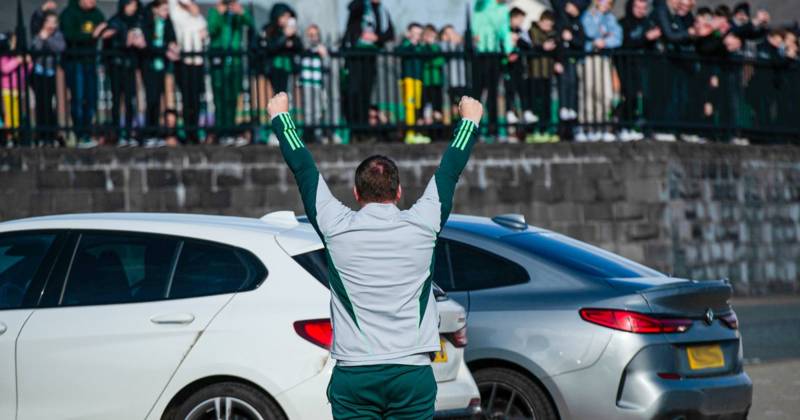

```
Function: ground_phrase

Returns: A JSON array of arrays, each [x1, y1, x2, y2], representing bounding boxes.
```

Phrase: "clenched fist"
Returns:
[[459, 96, 483, 124], [268, 92, 290, 119]]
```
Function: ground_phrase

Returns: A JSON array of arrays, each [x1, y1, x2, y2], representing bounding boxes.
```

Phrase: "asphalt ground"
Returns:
[[734, 297, 800, 420]]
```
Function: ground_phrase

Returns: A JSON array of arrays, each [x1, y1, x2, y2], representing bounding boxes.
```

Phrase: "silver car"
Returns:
[[434, 214, 752, 420]]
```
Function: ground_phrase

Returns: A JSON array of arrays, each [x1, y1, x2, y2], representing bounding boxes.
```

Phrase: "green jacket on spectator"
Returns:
[[207, 6, 254, 51], [422, 42, 446, 87], [473, 0, 513, 53], [60, 0, 105, 50]]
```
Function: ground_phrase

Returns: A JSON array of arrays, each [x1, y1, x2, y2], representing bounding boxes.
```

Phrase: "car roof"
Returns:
[[0, 212, 546, 254], [444, 214, 549, 238]]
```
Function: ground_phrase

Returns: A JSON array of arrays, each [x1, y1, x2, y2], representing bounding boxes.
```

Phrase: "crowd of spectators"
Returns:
[[0, 0, 797, 148]]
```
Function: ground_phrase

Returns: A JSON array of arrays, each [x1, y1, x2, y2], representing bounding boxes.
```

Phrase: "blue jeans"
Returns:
[[64, 61, 98, 138]]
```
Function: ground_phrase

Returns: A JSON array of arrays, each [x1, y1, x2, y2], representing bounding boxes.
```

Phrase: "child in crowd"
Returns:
[[299, 24, 330, 143], [0, 33, 29, 143], [439, 25, 467, 122], [397, 22, 427, 144], [421, 24, 445, 129], [506, 7, 535, 131], [31, 11, 66, 145], [527, 10, 559, 143]]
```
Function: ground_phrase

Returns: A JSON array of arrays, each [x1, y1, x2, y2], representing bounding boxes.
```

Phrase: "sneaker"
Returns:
[[220, 137, 236, 146], [588, 131, 603, 142], [574, 130, 589, 142], [144, 138, 160, 148], [78, 139, 99, 149], [234, 137, 250, 147], [559, 108, 571, 121], [547, 133, 560, 143], [681, 134, 705, 144], [525, 132, 547, 144], [267, 133, 280, 146], [404, 132, 416, 144], [117, 138, 130, 148], [602, 131, 617, 142], [506, 111, 519, 124], [523, 110, 539, 124], [731, 137, 750, 146], [654, 132, 677, 142]]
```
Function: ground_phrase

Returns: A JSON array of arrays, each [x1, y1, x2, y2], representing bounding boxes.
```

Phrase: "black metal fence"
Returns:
[[0, 47, 798, 146]]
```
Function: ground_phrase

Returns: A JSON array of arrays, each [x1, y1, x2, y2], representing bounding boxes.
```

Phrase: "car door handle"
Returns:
[[150, 313, 195, 325], [0, 323, 6, 335]]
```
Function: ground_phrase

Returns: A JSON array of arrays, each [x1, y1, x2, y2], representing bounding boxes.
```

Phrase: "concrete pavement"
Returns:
[[734, 297, 800, 419]]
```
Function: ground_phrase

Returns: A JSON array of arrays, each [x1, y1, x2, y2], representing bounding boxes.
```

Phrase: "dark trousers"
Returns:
[[176, 63, 204, 143], [143, 67, 166, 138], [617, 55, 647, 125], [270, 69, 290, 94], [504, 63, 529, 113], [107, 63, 138, 139], [530, 77, 551, 126], [472, 54, 501, 135], [31, 73, 57, 142], [558, 60, 579, 112], [345, 55, 377, 129], [211, 61, 243, 137], [64, 60, 98, 139]]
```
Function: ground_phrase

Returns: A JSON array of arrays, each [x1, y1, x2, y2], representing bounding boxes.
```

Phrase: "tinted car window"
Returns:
[[504, 233, 664, 278], [446, 240, 529, 291], [62, 233, 179, 306], [293, 249, 329, 287], [0, 233, 56, 309], [433, 242, 452, 290], [169, 240, 266, 299]]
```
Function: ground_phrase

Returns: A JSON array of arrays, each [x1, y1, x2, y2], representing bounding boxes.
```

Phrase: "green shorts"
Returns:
[[327, 364, 437, 420]]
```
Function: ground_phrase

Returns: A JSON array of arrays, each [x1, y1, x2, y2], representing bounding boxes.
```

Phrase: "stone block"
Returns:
[[182, 169, 214, 187], [73, 171, 107, 189], [625, 179, 666, 203], [597, 179, 625, 201], [148, 169, 179, 188]]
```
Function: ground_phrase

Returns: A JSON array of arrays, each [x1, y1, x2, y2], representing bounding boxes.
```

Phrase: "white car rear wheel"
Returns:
[[169, 382, 286, 420]]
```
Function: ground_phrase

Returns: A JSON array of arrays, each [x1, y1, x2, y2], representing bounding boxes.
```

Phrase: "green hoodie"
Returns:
[[207, 5, 254, 51], [473, 0, 513, 53], [59, 0, 106, 49]]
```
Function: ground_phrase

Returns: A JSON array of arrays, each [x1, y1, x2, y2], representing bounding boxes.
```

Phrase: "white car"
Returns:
[[0, 212, 480, 420]]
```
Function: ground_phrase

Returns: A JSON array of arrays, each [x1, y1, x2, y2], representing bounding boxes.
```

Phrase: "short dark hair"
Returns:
[[539, 10, 555, 22], [355, 155, 400, 203], [439, 24, 454, 37], [697, 7, 712, 17], [407, 22, 422, 31], [714, 5, 731, 18], [424, 24, 437, 33], [510, 7, 526, 18]]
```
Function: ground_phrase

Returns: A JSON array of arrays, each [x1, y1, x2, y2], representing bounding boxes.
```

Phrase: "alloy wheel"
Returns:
[[184, 396, 266, 420], [479, 381, 536, 420]]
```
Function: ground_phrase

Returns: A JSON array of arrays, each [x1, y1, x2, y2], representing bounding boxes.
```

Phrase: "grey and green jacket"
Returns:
[[272, 114, 478, 365]]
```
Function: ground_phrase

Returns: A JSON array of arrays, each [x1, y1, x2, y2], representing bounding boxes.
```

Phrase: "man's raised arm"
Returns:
[[269, 93, 351, 235], [410, 97, 483, 231]]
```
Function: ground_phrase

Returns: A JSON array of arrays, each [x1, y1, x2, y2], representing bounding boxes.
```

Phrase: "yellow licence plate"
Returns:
[[687, 344, 725, 370], [432, 338, 448, 363]]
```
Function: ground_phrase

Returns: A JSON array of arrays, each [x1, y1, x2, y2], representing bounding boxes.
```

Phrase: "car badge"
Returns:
[[704, 308, 715, 325]]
